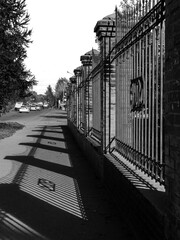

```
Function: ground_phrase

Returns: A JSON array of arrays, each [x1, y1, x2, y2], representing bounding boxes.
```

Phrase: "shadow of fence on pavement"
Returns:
[[0, 120, 136, 240]]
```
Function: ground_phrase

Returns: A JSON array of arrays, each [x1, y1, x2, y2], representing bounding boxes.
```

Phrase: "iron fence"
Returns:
[[67, 0, 165, 184]]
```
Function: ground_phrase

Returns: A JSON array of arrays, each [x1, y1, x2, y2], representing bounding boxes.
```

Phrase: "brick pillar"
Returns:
[[94, 13, 116, 152], [69, 76, 77, 123], [165, 0, 180, 239], [74, 67, 82, 128], [80, 52, 92, 135]]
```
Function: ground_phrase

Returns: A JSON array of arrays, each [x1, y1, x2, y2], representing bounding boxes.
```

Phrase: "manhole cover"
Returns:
[[38, 178, 55, 191]]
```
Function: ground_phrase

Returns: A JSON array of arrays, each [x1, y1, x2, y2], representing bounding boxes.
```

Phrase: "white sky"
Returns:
[[25, 0, 120, 94]]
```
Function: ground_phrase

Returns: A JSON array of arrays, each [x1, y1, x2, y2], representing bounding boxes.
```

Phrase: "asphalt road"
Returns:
[[0, 108, 52, 123]]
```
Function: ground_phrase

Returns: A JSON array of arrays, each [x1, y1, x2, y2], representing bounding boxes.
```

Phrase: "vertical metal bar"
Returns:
[[130, 47, 133, 152], [87, 77, 89, 132], [116, 57, 118, 142], [121, 54, 123, 144], [133, 3, 136, 26], [132, 45, 136, 158], [139, 38, 142, 164], [137, 42, 141, 163], [155, 26, 160, 179], [79, 84, 81, 127], [127, 6, 129, 31], [145, 0, 148, 14], [109, 38, 111, 152], [102, 38, 106, 153], [77, 78, 79, 127], [80, 82, 82, 127], [77, 79, 79, 127], [85, 75, 88, 134], [151, 27, 155, 173], [144, 32, 148, 172], [122, 53, 124, 144], [149, 0, 152, 11], [141, 37, 145, 168], [148, 33, 152, 162], [160, 21, 165, 182], [88, 74, 90, 131], [82, 81, 84, 130], [90, 76, 92, 129], [81, 83, 83, 128], [124, 51, 126, 145], [76, 83, 78, 126], [137, 42, 140, 165], [117, 55, 120, 144], [124, 51, 126, 144], [128, 50, 130, 147], [135, 43, 139, 165], [125, 50, 128, 145], [79, 85, 81, 128], [88, 77, 90, 131], [78, 84, 80, 128]]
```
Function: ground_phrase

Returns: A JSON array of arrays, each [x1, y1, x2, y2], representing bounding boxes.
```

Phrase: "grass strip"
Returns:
[[0, 122, 24, 140]]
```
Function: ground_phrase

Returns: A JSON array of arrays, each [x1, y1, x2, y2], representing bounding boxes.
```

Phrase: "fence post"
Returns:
[[80, 52, 92, 135], [74, 67, 82, 128], [94, 14, 116, 153], [69, 76, 77, 124]]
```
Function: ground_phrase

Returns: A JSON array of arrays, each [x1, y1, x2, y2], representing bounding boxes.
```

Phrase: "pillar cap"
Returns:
[[69, 76, 76, 84], [74, 66, 82, 76], [94, 13, 116, 40], [80, 50, 93, 66]]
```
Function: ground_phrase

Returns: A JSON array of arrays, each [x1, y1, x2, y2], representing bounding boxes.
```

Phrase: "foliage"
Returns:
[[0, 0, 36, 107], [45, 85, 55, 107], [119, 0, 148, 19], [119, 0, 136, 13], [55, 77, 68, 102], [24, 91, 44, 103]]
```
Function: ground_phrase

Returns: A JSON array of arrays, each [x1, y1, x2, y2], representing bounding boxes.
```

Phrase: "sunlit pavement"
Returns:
[[0, 109, 136, 240]]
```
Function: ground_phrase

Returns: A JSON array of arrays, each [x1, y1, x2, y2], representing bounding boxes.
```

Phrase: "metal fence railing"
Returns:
[[67, 0, 165, 185]]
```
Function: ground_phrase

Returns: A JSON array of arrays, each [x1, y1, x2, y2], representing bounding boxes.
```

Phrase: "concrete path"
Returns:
[[0, 109, 136, 240]]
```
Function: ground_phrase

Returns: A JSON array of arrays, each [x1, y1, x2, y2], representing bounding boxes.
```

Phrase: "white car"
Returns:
[[36, 105, 41, 111], [30, 105, 36, 111], [43, 103, 49, 108], [19, 105, 30, 113]]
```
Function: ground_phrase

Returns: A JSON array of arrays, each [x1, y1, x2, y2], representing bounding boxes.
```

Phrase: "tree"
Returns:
[[119, 0, 149, 22], [45, 85, 55, 107], [0, 0, 36, 107], [55, 77, 68, 102]]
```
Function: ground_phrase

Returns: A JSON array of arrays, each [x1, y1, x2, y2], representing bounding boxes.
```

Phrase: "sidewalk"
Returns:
[[0, 110, 136, 240]]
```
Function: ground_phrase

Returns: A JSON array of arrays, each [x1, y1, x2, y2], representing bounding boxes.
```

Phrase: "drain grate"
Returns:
[[38, 178, 55, 192]]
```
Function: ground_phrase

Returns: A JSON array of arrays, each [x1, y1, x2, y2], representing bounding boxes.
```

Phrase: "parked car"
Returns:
[[36, 105, 41, 111], [30, 105, 36, 111], [15, 102, 23, 111], [19, 105, 30, 113], [43, 103, 49, 108]]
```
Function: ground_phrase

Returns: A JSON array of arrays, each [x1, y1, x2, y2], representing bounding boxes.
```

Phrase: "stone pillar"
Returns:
[[165, 0, 180, 239]]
